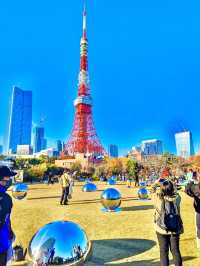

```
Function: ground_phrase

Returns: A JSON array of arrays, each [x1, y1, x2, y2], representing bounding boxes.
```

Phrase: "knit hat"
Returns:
[[0, 165, 16, 181]]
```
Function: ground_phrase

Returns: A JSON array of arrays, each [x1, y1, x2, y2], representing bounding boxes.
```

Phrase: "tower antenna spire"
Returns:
[[83, 0, 86, 37]]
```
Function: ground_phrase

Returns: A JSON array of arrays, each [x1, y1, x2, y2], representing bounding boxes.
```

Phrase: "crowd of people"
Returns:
[[0, 164, 200, 265]]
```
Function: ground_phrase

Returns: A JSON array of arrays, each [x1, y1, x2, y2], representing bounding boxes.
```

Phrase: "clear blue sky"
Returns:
[[1, 0, 200, 155]]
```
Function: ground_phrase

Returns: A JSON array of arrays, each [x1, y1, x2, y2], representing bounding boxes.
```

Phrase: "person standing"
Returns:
[[152, 180, 183, 266], [185, 177, 200, 248], [60, 169, 70, 205], [48, 171, 54, 185], [0, 166, 16, 266], [68, 174, 74, 200]]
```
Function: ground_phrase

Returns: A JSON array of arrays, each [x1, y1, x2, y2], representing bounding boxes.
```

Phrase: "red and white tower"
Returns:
[[64, 5, 105, 157]]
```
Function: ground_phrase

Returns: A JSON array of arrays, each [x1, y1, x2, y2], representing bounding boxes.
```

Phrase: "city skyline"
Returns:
[[1, 1, 200, 155]]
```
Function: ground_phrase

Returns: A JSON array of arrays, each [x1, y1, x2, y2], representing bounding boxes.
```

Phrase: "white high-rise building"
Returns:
[[175, 131, 194, 158]]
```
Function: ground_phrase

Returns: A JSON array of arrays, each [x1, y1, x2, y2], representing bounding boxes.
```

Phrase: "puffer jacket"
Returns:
[[185, 182, 200, 213], [0, 188, 13, 253], [153, 191, 183, 235]]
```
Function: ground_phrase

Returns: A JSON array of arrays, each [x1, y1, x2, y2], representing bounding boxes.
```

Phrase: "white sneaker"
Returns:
[[197, 238, 200, 248]]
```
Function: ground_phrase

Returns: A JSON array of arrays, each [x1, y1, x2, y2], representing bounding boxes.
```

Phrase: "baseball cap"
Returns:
[[0, 166, 17, 181]]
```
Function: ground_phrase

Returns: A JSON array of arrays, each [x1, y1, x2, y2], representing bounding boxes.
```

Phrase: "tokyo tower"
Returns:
[[64, 5, 105, 157]]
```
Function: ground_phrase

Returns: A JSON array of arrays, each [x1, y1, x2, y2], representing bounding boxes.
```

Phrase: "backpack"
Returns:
[[156, 199, 183, 233]]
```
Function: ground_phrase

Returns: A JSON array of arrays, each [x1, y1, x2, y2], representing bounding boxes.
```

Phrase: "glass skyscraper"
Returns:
[[175, 131, 194, 158], [8, 86, 32, 153], [34, 127, 47, 153], [141, 139, 163, 155], [108, 144, 119, 158], [57, 140, 63, 153]]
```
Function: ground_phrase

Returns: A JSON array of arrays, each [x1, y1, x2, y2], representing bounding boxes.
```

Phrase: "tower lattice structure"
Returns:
[[64, 6, 105, 157]]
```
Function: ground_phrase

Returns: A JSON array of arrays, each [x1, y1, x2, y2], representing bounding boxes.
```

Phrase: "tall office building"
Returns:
[[42, 138, 47, 150], [108, 144, 118, 158], [175, 131, 194, 158], [141, 139, 163, 155], [57, 140, 63, 153], [8, 86, 32, 153], [34, 127, 47, 153], [0, 145, 3, 155]]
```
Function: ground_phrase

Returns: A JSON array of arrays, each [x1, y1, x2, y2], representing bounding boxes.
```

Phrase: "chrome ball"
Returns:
[[139, 181, 146, 188], [101, 188, 121, 211], [28, 221, 91, 266], [82, 182, 97, 192], [107, 179, 116, 186], [12, 183, 28, 200], [138, 188, 149, 199]]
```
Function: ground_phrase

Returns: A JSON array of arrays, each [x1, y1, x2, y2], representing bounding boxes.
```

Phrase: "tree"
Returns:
[[15, 158, 29, 169], [0, 155, 5, 160], [28, 158, 41, 166], [106, 158, 123, 175], [86, 166, 95, 175], [95, 166, 107, 177], [126, 159, 138, 178], [70, 161, 82, 175]]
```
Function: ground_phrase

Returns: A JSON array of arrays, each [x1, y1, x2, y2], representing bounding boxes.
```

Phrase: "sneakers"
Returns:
[[197, 238, 200, 249]]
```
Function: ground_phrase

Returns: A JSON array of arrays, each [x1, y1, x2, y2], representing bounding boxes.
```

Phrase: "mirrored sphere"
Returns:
[[82, 182, 97, 192], [107, 179, 116, 185], [101, 188, 121, 211], [12, 183, 28, 200], [139, 181, 146, 188], [138, 188, 149, 199], [28, 221, 91, 266]]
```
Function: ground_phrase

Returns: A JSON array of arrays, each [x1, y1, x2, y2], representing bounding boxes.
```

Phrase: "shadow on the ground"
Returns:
[[27, 186, 50, 191], [68, 197, 139, 205], [87, 239, 196, 265], [181, 256, 198, 262], [27, 195, 60, 200], [27, 195, 138, 203], [88, 238, 156, 265], [121, 205, 154, 212]]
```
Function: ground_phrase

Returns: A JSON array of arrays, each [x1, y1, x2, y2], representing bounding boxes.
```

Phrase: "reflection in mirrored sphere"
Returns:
[[138, 188, 149, 199], [28, 221, 91, 266], [101, 188, 121, 211], [107, 179, 116, 186], [85, 178, 92, 183], [177, 180, 188, 187], [139, 181, 146, 188], [111, 175, 117, 180], [82, 182, 97, 192], [12, 183, 28, 200]]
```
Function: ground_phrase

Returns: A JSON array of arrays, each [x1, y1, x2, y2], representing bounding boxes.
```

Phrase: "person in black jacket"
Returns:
[[185, 177, 200, 248], [0, 166, 16, 265]]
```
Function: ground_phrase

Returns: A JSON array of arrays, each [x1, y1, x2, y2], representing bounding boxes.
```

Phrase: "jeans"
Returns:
[[60, 187, 69, 204], [196, 212, 200, 239], [0, 252, 7, 266], [156, 232, 182, 266]]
